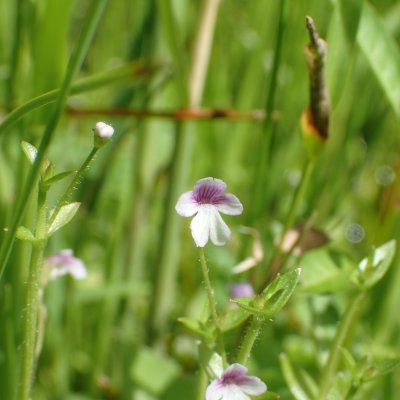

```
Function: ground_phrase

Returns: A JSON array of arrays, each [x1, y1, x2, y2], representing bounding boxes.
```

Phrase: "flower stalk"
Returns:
[[49, 147, 99, 226], [199, 248, 226, 364], [18, 187, 48, 400]]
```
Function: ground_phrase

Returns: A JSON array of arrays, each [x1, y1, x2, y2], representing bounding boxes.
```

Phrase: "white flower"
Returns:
[[45, 249, 87, 281], [95, 122, 114, 139], [175, 178, 243, 247], [206, 363, 267, 400]]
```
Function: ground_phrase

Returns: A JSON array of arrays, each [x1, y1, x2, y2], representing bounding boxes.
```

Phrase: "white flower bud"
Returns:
[[95, 122, 114, 139]]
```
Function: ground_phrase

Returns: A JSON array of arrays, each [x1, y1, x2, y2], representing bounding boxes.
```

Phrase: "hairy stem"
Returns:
[[18, 188, 48, 400], [199, 247, 226, 364]]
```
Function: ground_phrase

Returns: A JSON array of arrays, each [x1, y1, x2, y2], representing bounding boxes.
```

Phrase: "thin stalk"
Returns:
[[49, 146, 99, 225], [0, 0, 108, 281], [0, 61, 156, 135], [196, 368, 208, 400], [199, 248, 226, 364], [68, 107, 265, 121], [236, 314, 263, 365], [18, 188, 48, 400], [318, 291, 366, 399]]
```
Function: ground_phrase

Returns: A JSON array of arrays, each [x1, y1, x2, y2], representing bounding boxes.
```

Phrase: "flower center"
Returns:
[[193, 183, 225, 205]]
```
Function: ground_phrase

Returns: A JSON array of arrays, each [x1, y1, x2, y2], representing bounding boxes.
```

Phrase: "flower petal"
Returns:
[[216, 194, 243, 216], [194, 177, 227, 193], [223, 363, 249, 378], [209, 207, 231, 246], [176, 191, 199, 217], [238, 376, 267, 396], [206, 379, 225, 400], [190, 206, 211, 247], [221, 384, 250, 400]]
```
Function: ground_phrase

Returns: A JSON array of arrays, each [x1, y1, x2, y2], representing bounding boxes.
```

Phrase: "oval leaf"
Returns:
[[356, 240, 396, 289], [21, 141, 38, 164], [260, 268, 301, 318], [43, 170, 75, 188], [16, 226, 36, 243], [233, 269, 301, 319], [48, 202, 80, 235]]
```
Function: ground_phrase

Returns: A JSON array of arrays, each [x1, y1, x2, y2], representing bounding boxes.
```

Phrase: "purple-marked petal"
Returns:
[[46, 249, 87, 281], [193, 178, 228, 205], [190, 206, 211, 247], [195, 177, 227, 193], [175, 191, 199, 217], [206, 363, 267, 400], [176, 177, 243, 247], [209, 207, 231, 246], [216, 193, 243, 215]]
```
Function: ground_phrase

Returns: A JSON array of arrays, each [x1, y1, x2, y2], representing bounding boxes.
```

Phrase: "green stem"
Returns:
[[18, 188, 48, 400], [196, 368, 208, 400], [199, 248, 226, 364], [236, 315, 263, 365], [49, 147, 99, 225], [0, 0, 108, 281], [319, 291, 366, 399]]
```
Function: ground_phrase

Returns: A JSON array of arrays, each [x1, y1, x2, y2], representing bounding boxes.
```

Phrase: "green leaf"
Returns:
[[177, 317, 212, 339], [21, 141, 38, 164], [279, 353, 310, 400], [48, 202, 80, 235], [42, 170, 75, 189], [233, 268, 301, 318], [15, 226, 36, 243], [261, 268, 301, 315], [354, 240, 396, 289], [357, 3, 400, 116], [232, 297, 264, 317], [220, 307, 251, 332], [130, 348, 181, 395], [300, 248, 356, 293]]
